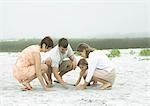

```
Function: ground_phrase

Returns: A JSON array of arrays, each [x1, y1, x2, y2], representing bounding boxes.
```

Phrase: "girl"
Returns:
[[76, 43, 116, 90], [12, 36, 53, 91], [75, 58, 97, 86]]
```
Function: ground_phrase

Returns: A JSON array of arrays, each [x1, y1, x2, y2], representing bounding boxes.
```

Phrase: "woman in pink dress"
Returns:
[[13, 36, 53, 91]]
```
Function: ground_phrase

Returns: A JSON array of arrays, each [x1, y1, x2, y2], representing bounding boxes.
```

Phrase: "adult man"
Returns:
[[43, 38, 77, 88]]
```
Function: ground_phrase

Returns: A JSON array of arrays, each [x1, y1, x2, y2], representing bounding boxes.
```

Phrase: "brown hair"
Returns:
[[77, 58, 88, 67], [76, 43, 94, 58], [40, 36, 53, 49], [58, 38, 68, 48]]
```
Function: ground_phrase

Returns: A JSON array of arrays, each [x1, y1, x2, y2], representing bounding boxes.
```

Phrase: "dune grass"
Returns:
[[107, 49, 120, 58], [139, 49, 150, 56]]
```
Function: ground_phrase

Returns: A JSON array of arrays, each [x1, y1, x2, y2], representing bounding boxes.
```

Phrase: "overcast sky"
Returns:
[[0, 0, 149, 39]]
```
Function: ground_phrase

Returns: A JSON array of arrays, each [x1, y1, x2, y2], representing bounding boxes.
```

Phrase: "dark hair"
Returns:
[[77, 58, 88, 67], [40, 36, 53, 49], [76, 43, 94, 58], [58, 38, 68, 48]]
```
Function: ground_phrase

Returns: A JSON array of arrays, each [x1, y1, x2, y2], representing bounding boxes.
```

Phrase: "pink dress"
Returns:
[[13, 45, 40, 82]]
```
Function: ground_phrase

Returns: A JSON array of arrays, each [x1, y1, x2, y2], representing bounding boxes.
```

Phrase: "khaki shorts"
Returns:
[[93, 68, 116, 85]]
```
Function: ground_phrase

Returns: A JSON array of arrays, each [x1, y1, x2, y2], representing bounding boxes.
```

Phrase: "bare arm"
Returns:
[[75, 74, 82, 86], [52, 67, 69, 89], [33, 52, 47, 90], [75, 71, 85, 86], [69, 55, 77, 70], [52, 67, 65, 84], [75, 70, 90, 90], [76, 81, 89, 90]]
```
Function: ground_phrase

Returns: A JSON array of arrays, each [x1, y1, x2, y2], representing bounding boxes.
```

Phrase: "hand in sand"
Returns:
[[44, 87, 54, 91], [76, 84, 86, 90]]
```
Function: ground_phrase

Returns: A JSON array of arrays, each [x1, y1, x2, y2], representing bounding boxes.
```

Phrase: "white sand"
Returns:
[[0, 49, 150, 106]]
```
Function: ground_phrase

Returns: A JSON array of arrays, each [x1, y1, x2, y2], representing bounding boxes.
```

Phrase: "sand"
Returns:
[[0, 49, 150, 106]]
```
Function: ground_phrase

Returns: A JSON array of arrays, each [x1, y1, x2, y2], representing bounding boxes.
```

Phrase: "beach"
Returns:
[[0, 49, 150, 106]]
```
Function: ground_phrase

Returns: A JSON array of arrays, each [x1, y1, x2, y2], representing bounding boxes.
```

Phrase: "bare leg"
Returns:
[[92, 76, 112, 90], [45, 60, 53, 84], [41, 64, 53, 87], [42, 73, 49, 84], [20, 74, 36, 91], [47, 66, 52, 84], [83, 75, 91, 86], [21, 64, 51, 90]]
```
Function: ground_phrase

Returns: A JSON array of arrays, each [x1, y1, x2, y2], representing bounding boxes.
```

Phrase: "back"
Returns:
[[42, 44, 74, 68], [21, 45, 40, 54], [16, 45, 40, 66], [89, 50, 114, 72]]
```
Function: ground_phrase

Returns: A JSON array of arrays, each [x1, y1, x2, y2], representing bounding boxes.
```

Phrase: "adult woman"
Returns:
[[76, 43, 116, 90], [13, 36, 53, 91]]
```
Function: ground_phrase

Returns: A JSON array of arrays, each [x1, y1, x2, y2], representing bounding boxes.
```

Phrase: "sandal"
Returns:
[[22, 82, 33, 90], [21, 87, 32, 91]]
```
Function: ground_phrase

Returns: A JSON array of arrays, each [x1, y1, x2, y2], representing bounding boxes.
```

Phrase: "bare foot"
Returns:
[[91, 83, 98, 87], [21, 87, 34, 91], [21, 87, 30, 91], [100, 83, 112, 90], [44, 87, 55, 91], [46, 83, 53, 88], [61, 83, 69, 89], [76, 84, 86, 90]]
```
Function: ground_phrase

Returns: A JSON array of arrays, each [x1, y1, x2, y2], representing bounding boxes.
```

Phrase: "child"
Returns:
[[76, 43, 116, 90], [12, 36, 53, 91], [75, 58, 97, 86]]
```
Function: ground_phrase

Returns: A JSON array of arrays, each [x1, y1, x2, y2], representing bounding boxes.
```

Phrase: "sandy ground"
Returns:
[[0, 49, 150, 106]]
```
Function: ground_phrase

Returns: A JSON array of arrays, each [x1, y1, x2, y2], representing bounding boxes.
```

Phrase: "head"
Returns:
[[40, 36, 53, 52], [77, 58, 88, 71], [76, 43, 94, 58], [58, 38, 68, 54]]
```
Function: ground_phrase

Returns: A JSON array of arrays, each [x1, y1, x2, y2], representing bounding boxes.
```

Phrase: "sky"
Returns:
[[0, 0, 149, 39]]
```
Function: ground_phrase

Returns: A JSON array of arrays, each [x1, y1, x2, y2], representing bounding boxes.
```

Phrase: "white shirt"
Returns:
[[42, 44, 74, 68], [85, 50, 114, 82]]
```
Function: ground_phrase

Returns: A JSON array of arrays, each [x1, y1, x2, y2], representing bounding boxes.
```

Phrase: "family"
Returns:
[[12, 36, 116, 91]]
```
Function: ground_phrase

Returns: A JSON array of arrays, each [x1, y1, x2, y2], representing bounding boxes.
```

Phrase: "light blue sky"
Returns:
[[0, 0, 149, 39]]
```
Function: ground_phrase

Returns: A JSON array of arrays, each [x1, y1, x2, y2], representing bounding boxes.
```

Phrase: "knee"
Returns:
[[45, 59, 52, 67], [41, 64, 48, 73]]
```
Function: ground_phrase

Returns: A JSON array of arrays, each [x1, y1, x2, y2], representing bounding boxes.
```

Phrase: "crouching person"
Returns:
[[76, 43, 116, 90]]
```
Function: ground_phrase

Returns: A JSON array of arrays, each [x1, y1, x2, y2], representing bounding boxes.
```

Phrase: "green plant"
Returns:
[[139, 49, 150, 56], [107, 49, 120, 58]]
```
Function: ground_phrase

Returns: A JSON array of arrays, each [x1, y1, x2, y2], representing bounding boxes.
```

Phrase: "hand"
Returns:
[[61, 82, 69, 89], [46, 83, 53, 88], [74, 82, 79, 86], [76, 84, 86, 90], [44, 87, 52, 91], [45, 80, 52, 86], [72, 61, 77, 70]]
